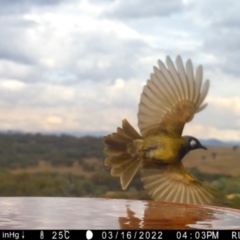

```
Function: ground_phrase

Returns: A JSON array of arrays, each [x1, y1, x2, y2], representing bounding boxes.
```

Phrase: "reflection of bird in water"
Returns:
[[118, 201, 221, 230], [104, 56, 230, 206]]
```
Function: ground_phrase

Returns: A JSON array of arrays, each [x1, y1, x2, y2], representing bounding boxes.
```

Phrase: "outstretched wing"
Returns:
[[140, 162, 230, 207], [138, 55, 210, 137]]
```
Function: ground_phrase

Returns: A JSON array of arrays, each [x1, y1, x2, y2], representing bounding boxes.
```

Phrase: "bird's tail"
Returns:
[[103, 119, 142, 190]]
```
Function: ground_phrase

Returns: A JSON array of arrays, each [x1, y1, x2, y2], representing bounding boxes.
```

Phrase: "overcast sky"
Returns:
[[0, 0, 240, 141]]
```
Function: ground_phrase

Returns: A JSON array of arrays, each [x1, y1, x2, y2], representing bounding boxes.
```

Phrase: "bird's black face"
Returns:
[[184, 136, 207, 151], [179, 136, 207, 160]]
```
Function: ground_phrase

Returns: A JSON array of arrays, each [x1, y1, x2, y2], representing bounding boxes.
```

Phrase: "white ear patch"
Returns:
[[190, 139, 197, 147]]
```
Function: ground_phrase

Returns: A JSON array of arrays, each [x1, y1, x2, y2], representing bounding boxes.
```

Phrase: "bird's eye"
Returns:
[[190, 140, 197, 147]]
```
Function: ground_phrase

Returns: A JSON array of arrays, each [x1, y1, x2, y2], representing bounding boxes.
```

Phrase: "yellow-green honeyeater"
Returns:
[[103, 55, 230, 207]]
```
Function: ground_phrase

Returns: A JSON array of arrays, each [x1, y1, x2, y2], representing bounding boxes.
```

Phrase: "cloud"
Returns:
[[67, 31, 154, 82], [0, 6, 155, 84], [184, 0, 240, 77], [0, 0, 66, 15], [189, 99, 240, 129], [0, 77, 143, 133], [103, 0, 183, 19], [0, 18, 37, 64], [185, 124, 240, 141], [203, 30, 240, 76], [184, 96, 240, 141]]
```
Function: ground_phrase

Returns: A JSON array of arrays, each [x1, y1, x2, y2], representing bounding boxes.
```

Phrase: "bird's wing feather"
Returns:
[[140, 162, 230, 207], [138, 55, 210, 137]]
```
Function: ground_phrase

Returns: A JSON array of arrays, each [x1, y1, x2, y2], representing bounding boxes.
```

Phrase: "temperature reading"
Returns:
[[52, 231, 70, 239], [40, 231, 44, 239]]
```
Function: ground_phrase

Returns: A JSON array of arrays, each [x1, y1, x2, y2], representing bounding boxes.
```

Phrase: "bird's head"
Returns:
[[180, 136, 207, 160], [183, 136, 207, 151]]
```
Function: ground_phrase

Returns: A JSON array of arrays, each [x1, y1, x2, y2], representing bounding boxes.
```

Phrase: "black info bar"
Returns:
[[0, 230, 240, 240]]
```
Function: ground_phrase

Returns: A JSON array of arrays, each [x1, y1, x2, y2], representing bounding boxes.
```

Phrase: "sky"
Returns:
[[0, 0, 240, 141]]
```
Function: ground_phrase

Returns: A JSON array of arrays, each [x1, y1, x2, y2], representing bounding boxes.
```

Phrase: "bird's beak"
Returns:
[[201, 145, 207, 150]]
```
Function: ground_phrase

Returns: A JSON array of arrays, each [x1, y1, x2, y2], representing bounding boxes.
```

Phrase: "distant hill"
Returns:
[[0, 130, 109, 138], [201, 139, 240, 146], [1, 130, 240, 146]]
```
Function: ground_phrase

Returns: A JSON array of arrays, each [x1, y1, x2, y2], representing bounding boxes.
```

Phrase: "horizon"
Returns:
[[0, 129, 239, 146]]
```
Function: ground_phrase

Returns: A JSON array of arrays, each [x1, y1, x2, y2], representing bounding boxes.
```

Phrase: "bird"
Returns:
[[103, 55, 230, 207]]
